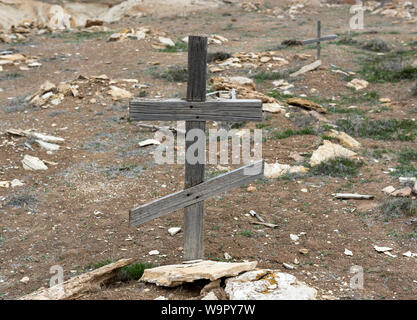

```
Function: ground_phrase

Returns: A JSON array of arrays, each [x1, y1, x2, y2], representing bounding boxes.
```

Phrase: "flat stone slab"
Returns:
[[140, 260, 258, 287], [225, 269, 317, 300]]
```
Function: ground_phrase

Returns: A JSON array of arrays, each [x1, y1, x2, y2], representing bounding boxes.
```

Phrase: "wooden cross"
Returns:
[[301, 21, 337, 60], [128, 35, 264, 261]]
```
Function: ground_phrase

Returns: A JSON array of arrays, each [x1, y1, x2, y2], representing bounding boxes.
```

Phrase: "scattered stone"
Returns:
[[328, 129, 361, 150], [309, 140, 357, 167], [290, 234, 299, 242], [140, 260, 257, 287], [403, 251, 417, 258], [168, 227, 181, 236], [346, 79, 369, 91], [391, 187, 412, 197], [287, 97, 327, 114], [247, 186, 257, 192], [299, 248, 309, 255], [283, 263, 295, 270], [382, 186, 396, 195], [374, 245, 392, 253], [148, 250, 160, 256], [20, 276, 30, 284], [107, 86, 133, 100], [262, 102, 286, 113], [344, 249, 353, 256], [201, 291, 218, 300], [36, 140, 60, 151], [22, 155, 48, 171], [225, 270, 317, 300], [224, 252, 232, 260], [139, 139, 161, 147], [158, 36, 175, 47], [264, 162, 291, 178]]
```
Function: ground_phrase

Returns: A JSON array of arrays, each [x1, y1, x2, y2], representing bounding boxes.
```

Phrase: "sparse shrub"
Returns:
[[360, 39, 390, 52], [390, 147, 417, 177], [309, 158, 363, 177], [207, 51, 231, 63], [359, 50, 417, 83], [273, 127, 316, 139], [154, 66, 188, 82], [336, 116, 417, 141], [116, 262, 153, 281], [380, 198, 417, 219], [159, 41, 188, 53]]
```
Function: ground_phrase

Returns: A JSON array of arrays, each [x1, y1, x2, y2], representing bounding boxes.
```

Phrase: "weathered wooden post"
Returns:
[[184, 36, 207, 260]]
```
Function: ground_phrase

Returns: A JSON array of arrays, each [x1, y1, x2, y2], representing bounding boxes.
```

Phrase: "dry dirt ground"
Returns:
[[0, 0, 417, 300]]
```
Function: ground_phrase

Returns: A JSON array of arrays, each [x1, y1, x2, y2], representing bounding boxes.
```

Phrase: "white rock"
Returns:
[[0, 181, 9, 188], [382, 186, 396, 194], [264, 162, 291, 178], [403, 251, 417, 258], [225, 270, 317, 300], [154, 296, 166, 300], [140, 260, 257, 287], [374, 245, 392, 253], [224, 252, 232, 260], [11, 179, 24, 187], [309, 140, 357, 167], [344, 249, 353, 256], [262, 102, 286, 113], [148, 250, 160, 256], [139, 139, 161, 147], [290, 234, 299, 242], [158, 36, 175, 47], [36, 140, 60, 151], [22, 155, 48, 171], [201, 291, 218, 300], [346, 79, 369, 91], [20, 276, 30, 284], [107, 86, 133, 100], [168, 227, 181, 236], [283, 263, 295, 270]]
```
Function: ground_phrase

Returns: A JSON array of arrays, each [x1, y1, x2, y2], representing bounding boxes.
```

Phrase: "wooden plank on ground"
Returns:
[[20, 258, 133, 300], [130, 160, 264, 227], [129, 99, 263, 122]]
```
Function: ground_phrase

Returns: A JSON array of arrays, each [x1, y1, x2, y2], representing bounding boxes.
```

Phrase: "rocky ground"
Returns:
[[0, 0, 416, 300]]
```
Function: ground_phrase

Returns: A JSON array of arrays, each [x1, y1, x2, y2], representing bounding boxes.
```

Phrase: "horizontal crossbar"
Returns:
[[129, 99, 263, 122], [301, 34, 337, 45], [129, 160, 264, 226]]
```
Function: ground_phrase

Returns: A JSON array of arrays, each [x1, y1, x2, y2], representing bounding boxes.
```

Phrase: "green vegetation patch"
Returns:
[[159, 41, 188, 53], [336, 116, 417, 141], [153, 66, 188, 82], [309, 158, 364, 178]]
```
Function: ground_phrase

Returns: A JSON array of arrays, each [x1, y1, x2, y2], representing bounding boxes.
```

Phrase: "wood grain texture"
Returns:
[[129, 160, 264, 227], [129, 99, 263, 122], [186, 36, 207, 102], [184, 36, 207, 261]]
